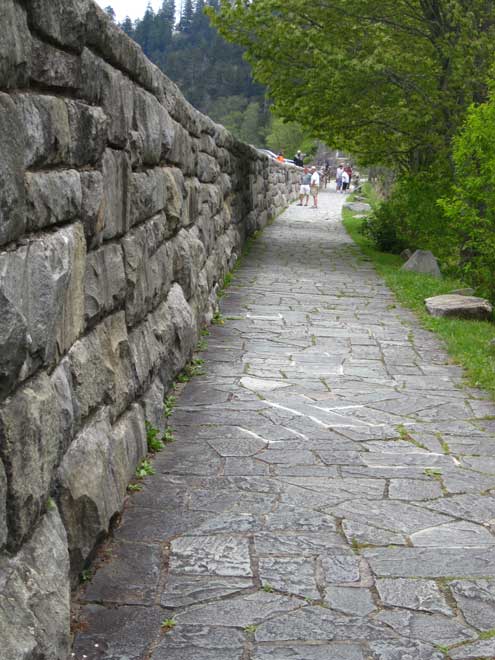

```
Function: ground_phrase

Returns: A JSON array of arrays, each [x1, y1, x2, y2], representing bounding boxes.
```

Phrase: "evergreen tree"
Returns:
[[134, 2, 156, 57], [120, 16, 134, 37], [178, 0, 194, 33], [159, 0, 176, 34]]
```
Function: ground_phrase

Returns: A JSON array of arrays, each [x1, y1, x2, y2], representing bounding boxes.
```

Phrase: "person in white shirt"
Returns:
[[336, 165, 344, 192], [310, 167, 320, 208], [341, 169, 350, 193]]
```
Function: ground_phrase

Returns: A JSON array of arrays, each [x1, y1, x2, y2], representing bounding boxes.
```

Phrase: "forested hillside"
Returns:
[[104, 2, 268, 145]]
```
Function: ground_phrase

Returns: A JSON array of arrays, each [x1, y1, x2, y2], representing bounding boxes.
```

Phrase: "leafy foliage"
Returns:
[[210, 0, 495, 172], [363, 166, 452, 255], [439, 90, 495, 300]]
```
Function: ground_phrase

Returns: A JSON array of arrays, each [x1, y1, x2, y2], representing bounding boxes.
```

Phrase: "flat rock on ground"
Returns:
[[425, 294, 493, 320], [73, 191, 495, 660]]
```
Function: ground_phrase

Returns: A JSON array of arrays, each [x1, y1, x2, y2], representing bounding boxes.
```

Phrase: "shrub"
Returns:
[[439, 93, 495, 301], [363, 166, 452, 257]]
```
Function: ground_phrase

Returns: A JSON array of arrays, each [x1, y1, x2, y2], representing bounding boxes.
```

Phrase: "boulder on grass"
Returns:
[[400, 249, 412, 261], [401, 250, 442, 278], [425, 294, 493, 320], [343, 201, 371, 214]]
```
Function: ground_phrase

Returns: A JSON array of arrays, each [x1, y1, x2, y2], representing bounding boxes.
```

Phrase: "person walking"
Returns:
[[336, 164, 344, 193], [297, 167, 312, 206], [341, 168, 350, 193], [310, 166, 320, 208]]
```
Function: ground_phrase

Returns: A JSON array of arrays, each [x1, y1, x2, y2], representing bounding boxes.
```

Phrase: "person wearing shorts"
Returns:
[[341, 169, 350, 192], [310, 167, 320, 208], [297, 167, 312, 206]]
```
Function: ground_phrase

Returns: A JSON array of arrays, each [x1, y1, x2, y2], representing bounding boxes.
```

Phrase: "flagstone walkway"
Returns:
[[73, 190, 495, 660]]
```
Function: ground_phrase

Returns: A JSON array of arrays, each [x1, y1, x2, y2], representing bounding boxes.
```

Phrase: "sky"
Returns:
[[95, 0, 164, 23]]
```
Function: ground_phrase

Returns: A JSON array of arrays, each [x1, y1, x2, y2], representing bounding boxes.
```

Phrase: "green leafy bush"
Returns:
[[363, 166, 452, 257], [439, 93, 495, 301]]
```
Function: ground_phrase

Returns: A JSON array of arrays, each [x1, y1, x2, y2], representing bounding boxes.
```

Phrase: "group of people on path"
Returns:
[[296, 159, 354, 209], [297, 166, 321, 208]]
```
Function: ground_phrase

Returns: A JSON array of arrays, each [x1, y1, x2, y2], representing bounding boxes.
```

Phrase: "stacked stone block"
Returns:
[[0, 1, 299, 656]]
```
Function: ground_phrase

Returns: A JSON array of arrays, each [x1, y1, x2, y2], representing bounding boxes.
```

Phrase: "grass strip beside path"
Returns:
[[343, 209, 495, 399]]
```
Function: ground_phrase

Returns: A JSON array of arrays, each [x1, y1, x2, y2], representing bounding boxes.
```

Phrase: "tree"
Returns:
[[178, 0, 195, 33], [120, 16, 134, 37], [210, 0, 495, 173], [439, 88, 495, 299], [104, 5, 116, 21], [133, 2, 156, 56], [266, 116, 315, 158]]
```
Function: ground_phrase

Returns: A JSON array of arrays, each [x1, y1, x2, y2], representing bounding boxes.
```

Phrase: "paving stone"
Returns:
[[321, 550, 362, 584], [255, 532, 346, 555], [333, 500, 454, 535], [410, 521, 495, 547], [342, 520, 407, 546], [258, 556, 319, 598], [73, 605, 163, 659], [388, 479, 443, 501], [255, 605, 395, 642], [423, 494, 495, 524], [264, 506, 338, 533], [160, 575, 253, 607], [170, 535, 252, 577], [176, 592, 304, 627], [368, 640, 445, 659], [450, 579, 495, 631], [81, 541, 162, 605], [325, 587, 376, 616], [375, 610, 477, 646], [376, 578, 452, 615], [151, 625, 245, 660], [448, 639, 495, 659], [253, 643, 366, 659], [364, 547, 495, 577]]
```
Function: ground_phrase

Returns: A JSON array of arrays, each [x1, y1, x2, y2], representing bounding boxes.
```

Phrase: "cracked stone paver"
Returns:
[[73, 191, 495, 659]]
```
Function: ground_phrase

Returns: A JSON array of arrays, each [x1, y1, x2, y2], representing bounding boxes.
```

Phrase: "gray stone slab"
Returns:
[[410, 521, 495, 547], [264, 506, 338, 533], [376, 578, 452, 615], [449, 639, 495, 659], [389, 479, 443, 501], [333, 499, 454, 535], [259, 556, 319, 598], [450, 579, 495, 631], [176, 592, 304, 627], [255, 532, 346, 555], [342, 520, 407, 546], [81, 541, 161, 605], [253, 643, 366, 659], [325, 587, 376, 616], [73, 605, 163, 659], [368, 640, 445, 659], [170, 535, 252, 577], [160, 574, 253, 608], [365, 547, 495, 577], [151, 625, 245, 660], [255, 605, 395, 642], [375, 610, 477, 646], [423, 494, 495, 524]]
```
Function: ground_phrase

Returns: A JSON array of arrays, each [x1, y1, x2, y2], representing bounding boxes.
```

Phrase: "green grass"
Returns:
[[343, 210, 495, 398]]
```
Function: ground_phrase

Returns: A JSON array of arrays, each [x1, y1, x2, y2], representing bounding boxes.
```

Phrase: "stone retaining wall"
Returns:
[[0, 1, 299, 656]]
